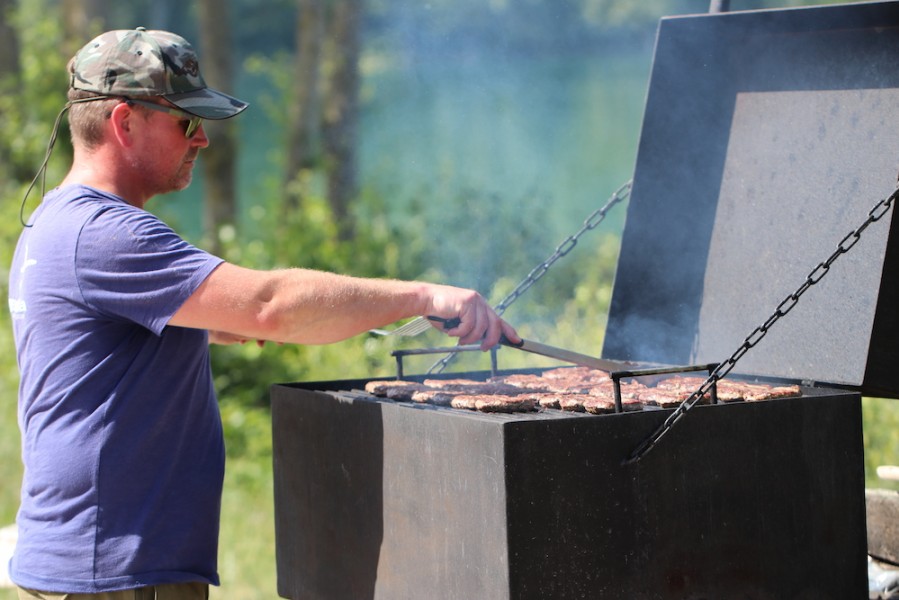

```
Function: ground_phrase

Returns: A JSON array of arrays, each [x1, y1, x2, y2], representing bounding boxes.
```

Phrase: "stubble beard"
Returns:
[[156, 152, 198, 196]]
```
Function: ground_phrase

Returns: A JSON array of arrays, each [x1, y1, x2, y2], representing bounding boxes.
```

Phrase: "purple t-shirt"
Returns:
[[8, 185, 226, 592]]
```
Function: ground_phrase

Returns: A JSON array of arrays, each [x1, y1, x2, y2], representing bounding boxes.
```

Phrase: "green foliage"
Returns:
[[0, 1, 71, 528], [0, 1, 70, 184], [213, 449, 277, 600], [864, 397, 899, 492]]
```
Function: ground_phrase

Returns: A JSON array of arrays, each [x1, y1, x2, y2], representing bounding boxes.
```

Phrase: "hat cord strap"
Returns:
[[20, 96, 116, 228]]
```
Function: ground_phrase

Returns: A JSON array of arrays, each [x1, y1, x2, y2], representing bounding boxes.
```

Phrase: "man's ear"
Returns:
[[109, 101, 136, 147]]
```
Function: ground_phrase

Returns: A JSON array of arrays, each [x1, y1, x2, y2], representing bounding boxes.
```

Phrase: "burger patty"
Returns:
[[363, 368, 801, 413]]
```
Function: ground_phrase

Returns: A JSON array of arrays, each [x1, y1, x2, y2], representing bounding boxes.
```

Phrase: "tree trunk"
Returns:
[[0, 0, 20, 85], [322, 0, 361, 239], [61, 0, 108, 60], [0, 0, 20, 180], [284, 0, 325, 210], [197, 0, 239, 254]]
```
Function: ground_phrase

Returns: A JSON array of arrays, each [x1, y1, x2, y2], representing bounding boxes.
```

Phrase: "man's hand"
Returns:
[[423, 285, 520, 351]]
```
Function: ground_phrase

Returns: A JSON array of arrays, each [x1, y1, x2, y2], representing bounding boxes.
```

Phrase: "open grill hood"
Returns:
[[604, 1, 899, 399]]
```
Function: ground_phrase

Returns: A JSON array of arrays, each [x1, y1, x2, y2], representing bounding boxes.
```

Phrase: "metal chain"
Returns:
[[625, 185, 899, 464], [426, 180, 633, 374]]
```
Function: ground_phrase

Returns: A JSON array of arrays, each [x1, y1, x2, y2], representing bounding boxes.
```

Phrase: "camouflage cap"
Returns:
[[68, 27, 247, 120]]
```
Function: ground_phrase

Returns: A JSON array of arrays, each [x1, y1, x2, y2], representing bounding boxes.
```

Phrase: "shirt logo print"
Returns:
[[9, 244, 36, 319]]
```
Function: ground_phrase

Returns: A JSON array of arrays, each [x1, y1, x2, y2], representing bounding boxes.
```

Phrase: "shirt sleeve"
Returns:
[[75, 204, 225, 335]]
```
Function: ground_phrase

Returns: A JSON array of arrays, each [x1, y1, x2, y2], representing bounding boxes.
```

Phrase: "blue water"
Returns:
[[157, 48, 653, 280], [360, 52, 649, 232]]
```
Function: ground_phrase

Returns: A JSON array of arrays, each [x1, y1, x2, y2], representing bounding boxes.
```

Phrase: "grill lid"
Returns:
[[604, 2, 899, 399]]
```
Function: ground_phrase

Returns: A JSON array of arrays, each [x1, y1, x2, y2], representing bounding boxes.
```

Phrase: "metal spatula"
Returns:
[[369, 316, 460, 337]]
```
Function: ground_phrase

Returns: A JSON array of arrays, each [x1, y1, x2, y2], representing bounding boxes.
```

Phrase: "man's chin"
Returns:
[[171, 173, 193, 193]]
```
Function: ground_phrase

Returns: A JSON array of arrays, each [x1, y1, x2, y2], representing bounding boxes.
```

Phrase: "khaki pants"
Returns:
[[17, 582, 209, 600]]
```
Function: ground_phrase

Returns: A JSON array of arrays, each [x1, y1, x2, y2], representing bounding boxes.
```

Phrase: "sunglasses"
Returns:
[[125, 98, 204, 138]]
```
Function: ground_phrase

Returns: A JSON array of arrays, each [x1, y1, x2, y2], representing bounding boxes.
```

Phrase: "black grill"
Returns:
[[270, 3, 899, 598]]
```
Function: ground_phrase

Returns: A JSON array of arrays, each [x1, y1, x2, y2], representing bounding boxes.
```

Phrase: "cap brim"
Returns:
[[164, 87, 248, 120]]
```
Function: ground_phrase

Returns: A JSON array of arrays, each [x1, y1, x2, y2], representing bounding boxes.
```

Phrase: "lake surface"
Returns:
[[158, 42, 656, 284]]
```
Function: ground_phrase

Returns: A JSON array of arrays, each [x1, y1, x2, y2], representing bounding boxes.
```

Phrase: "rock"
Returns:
[[867, 489, 899, 565]]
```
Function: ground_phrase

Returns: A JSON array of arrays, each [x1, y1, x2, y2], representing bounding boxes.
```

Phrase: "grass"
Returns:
[[213, 438, 278, 599]]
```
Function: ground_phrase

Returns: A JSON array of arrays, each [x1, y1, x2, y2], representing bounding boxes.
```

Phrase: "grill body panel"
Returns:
[[272, 380, 866, 599]]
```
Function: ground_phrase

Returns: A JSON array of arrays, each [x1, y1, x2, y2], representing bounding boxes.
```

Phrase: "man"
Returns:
[[8, 28, 518, 599]]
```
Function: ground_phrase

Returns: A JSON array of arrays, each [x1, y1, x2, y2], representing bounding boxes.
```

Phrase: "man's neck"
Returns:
[[62, 149, 149, 209]]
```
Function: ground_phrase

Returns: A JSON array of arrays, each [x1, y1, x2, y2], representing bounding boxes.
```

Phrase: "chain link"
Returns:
[[626, 185, 899, 464], [427, 180, 633, 374]]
